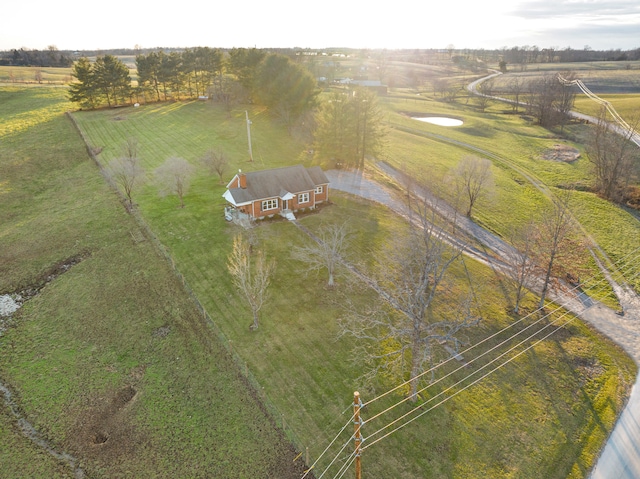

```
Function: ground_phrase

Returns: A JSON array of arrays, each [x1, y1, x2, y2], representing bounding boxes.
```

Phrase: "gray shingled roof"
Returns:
[[225, 165, 329, 205]]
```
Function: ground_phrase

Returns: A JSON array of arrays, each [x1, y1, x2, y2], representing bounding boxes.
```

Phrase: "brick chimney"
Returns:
[[238, 169, 247, 189]]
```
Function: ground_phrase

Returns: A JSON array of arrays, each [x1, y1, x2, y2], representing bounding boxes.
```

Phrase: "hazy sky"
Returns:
[[2, 0, 638, 51]]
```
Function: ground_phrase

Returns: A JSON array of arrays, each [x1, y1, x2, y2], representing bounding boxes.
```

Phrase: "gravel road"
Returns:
[[326, 163, 640, 479]]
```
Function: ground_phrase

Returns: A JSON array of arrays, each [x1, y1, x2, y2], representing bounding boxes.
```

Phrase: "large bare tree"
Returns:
[[508, 76, 524, 113], [227, 235, 275, 330], [525, 73, 575, 128], [586, 107, 639, 203], [105, 138, 145, 209], [452, 155, 494, 218], [154, 156, 196, 208], [503, 221, 538, 314], [534, 192, 576, 309], [292, 222, 350, 288], [340, 199, 481, 402]]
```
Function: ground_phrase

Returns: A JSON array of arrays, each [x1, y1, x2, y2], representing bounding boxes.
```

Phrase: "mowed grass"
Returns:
[[71, 95, 637, 478], [0, 66, 72, 85], [0, 87, 306, 478], [573, 93, 640, 121], [379, 91, 640, 296]]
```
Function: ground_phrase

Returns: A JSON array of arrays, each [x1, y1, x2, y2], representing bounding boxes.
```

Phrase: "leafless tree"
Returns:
[[503, 221, 538, 314], [292, 222, 350, 288], [105, 138, 145, 209], [534, 191, 576, 309], [586, 107, 639, 203], [227, 234, 275, 330], [154, 156, 196, 208], [526, 73, 575, 128], [475, 78, 494, 112], [339, 198, 481, 402], [508, 76, 524, 113], [200, 148, 228, 185], [452, 155, 494, 218]]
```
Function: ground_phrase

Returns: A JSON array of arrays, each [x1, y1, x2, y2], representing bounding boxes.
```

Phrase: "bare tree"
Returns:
[[526, 73, 575, 128], [340, 198, 481, 402], [535, 192, 576, 309], [503, 221, 538, 314], [154, 156, 196, 208], [200, 148, 228, 185], [227, 235, 275, 330], [508, 76, 524, 113], [475, 78, 494, 112], [452, 155, 494, 217], [292, 222, 349, 288], [586, 107, 639, 203], [105, 138, 145, 209]]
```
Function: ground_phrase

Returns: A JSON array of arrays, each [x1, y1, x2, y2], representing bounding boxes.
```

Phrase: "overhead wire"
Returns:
[[308, 250, 640, 477], [366, 254, 639, 424], [361, 264, 640, 450], [558, 74, 640, 147], [362, 245, 640, 410], [300, 411, 356, 479]]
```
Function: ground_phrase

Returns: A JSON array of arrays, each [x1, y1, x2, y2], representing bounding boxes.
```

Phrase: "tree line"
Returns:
[[0, 46, 73, 67], [68, 48, 317, 126]]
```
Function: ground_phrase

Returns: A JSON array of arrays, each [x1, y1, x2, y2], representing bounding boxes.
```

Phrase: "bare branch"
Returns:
[[227, 235, 275, 330]]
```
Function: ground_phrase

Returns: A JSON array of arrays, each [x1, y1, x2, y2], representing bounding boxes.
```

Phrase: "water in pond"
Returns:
[[413, 117, 463, 126]]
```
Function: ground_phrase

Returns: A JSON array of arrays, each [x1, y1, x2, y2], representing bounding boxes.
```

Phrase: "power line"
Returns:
[[362, 246, 640, 410], [558, 74, 640, 147], [365, 257, 639, 427], [361, 264, 640, 450], [308, 247, 640, 478]]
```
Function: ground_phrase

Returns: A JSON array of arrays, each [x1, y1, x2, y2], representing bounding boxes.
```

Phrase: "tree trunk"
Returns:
[[538, 251, 556, 310]]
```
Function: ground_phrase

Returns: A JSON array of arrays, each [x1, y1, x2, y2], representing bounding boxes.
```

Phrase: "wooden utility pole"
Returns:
[[353, 391, 362, 479], [245, 110, 254, 162]]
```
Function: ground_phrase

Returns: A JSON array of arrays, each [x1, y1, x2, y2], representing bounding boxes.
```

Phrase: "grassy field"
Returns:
[[65, 90, 638, 478], [0, 87, 306, 478], [0, 66, 72, 85]]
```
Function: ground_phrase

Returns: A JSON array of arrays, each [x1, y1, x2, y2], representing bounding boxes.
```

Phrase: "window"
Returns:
[[315, 186, 323, 194], [262, 198, 278, 211], [298, 192, 310, 203]]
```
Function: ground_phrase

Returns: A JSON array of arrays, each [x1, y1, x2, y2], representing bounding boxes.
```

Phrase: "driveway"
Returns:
[[326, 163, 640, 479]]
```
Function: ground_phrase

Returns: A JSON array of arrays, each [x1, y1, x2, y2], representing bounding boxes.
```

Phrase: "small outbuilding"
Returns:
[[223, 165, 329, 222]]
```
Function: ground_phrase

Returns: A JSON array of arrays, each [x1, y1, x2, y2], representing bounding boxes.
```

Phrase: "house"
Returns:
[[223, 165, 330, 222]]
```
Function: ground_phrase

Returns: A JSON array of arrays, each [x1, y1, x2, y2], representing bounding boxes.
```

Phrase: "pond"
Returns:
[[412, 116, 463, 127]]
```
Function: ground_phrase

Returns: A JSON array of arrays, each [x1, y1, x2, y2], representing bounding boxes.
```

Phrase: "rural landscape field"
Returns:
[[1, 48, 639, 479]]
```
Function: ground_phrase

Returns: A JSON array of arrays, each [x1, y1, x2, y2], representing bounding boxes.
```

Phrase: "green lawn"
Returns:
[[67, 93, 638, 478], [0, 87, 306, 478]]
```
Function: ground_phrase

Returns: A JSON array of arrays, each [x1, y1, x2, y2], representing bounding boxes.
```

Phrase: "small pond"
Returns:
[[412, 116, 463, 127]]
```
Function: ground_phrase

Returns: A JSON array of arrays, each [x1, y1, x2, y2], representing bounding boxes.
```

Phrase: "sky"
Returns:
[[1, 0, 639, 52]]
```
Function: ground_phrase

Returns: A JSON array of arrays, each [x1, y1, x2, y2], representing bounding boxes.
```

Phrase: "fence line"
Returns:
[[66, 112, 310, 469]]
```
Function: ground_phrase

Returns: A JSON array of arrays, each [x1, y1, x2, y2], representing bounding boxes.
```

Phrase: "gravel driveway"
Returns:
[[327, 163, 640, 479]]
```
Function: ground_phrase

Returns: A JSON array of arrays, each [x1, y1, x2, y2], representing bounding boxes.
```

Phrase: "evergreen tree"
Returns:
[[68, 57, 100, 109]]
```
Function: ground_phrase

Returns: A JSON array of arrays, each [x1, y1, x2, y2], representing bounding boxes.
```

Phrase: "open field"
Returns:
[[378, 92, 640, 301], [65, 89, 639, 478], [0, 66, 72, 85], [0, 87, 306, 478]]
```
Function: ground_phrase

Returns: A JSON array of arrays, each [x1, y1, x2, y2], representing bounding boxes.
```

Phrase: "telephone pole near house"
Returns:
[[353, 391, 363, 479], [245, 110, 254, 162]]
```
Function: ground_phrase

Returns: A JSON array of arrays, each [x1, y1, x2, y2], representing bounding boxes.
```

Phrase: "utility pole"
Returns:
[[245, 110, 254, 162], [353, 391, 363, 479]]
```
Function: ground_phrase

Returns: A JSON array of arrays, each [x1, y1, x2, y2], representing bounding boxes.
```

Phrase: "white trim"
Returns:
[[262, 198, 279, 211], [222, 190, 251, 207], [225, 174, 239, 189], [281, 191, 295, 200], [298, 192, 310, 203], [315, 186, 323, 194]]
